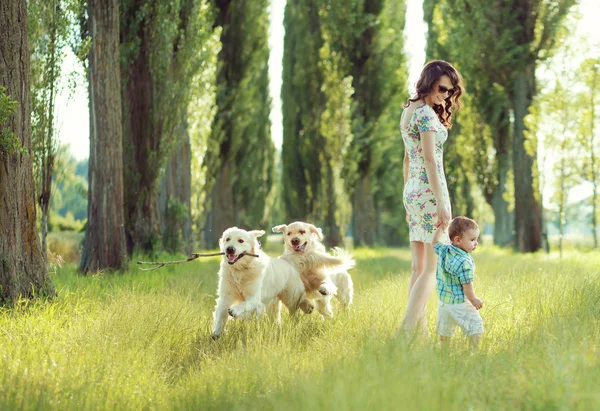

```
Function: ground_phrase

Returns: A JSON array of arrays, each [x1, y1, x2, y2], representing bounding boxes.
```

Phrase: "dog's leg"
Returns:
[[334, 272, 354, 310], [211, 294, 235, 339], [228, 280, 264, 319], [266, 299, 282, 326], [318, 277, 338, 297], [298, 294, 314, 314], [315, 295, 334, 319]]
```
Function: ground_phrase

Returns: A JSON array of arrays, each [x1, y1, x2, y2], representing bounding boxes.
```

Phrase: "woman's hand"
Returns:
[[435, 204, 450, 229]]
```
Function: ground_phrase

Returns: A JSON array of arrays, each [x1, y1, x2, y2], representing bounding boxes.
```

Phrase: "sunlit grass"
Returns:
[[1, 247, 598, 409]]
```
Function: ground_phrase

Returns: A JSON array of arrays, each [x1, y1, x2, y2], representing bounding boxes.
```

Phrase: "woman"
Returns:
[[399, 60, 464, 335]]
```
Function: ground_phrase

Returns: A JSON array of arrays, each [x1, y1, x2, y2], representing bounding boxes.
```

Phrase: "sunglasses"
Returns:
[[437, 84, 456, 96]]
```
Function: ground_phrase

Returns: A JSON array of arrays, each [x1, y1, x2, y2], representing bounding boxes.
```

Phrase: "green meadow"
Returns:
[[1, 245, 599, 410]]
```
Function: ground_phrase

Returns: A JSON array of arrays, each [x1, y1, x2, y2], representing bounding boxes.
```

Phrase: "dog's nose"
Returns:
[[291, 238, 300, 246], [225, 246, 235, 255]]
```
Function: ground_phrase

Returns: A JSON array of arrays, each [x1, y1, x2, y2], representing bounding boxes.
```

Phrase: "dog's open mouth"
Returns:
[[226, 253, 244, 265], [291, 242, 307, 253]]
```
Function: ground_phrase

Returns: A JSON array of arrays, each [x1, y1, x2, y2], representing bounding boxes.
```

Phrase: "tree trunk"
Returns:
[[492, 150, 514, 246], [159, 121, 192, 254], [323, 161, 343, 248], [352, 175, 376, 246], [121, 4, 162, 255], [0, 0, 55, 302], [511, 67, 542, 252], [204, 162, 235, 248], [80, 0, 127, 273]]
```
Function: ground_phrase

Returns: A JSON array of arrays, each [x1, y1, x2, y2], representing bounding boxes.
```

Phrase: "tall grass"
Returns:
[[1, 247, 598, 410]]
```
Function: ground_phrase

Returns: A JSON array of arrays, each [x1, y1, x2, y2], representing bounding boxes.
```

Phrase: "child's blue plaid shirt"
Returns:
[[434, 243, 475, 304]]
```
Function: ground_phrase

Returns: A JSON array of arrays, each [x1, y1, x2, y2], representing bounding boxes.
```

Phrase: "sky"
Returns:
[[56, 0, 598, 203]]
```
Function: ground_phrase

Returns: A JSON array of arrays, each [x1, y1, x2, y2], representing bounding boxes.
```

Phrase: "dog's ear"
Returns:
[[249, 230, 266, 239], [272, 224, 287, 233], [307, 224, 324, 241]]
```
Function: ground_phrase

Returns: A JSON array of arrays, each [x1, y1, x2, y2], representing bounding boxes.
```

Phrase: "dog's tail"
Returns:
[[308, 247, 355, 272]]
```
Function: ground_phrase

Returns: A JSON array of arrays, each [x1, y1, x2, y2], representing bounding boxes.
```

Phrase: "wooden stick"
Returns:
[[136, 251, 259, 272]]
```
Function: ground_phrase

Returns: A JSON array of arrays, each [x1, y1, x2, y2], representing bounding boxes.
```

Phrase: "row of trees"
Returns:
[[0, 0, 272, 301], [281, 0, 409, 247], [1, 0, 596, 303], [423, 0, 581, 252]]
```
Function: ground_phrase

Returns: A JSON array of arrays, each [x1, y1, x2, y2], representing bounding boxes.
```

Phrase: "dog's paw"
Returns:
[[299, 299, 314, 314], [319, 283, 336, 296], [210, 332, 221, 341], [228, 305, 245, 318]]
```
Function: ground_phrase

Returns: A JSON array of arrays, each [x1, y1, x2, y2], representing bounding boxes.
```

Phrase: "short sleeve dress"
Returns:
[[401, 103, 451, 243]]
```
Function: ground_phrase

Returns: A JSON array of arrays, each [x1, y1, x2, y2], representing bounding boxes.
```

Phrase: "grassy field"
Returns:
[[1, 246, 599, 410]]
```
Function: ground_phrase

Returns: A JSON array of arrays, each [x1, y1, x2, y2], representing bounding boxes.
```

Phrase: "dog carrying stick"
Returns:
[[137, 251, 259, 272]]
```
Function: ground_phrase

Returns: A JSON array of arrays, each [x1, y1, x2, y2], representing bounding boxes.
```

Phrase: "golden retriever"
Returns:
[[211, 227, 313, 339], [272, 221, 354, 318]]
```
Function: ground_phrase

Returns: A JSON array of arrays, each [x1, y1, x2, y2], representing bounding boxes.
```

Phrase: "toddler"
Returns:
[[432, 216, 483, 346]]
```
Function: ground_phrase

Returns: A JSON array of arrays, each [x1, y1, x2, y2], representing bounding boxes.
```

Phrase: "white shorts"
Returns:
[[436, 301, 484, 337]]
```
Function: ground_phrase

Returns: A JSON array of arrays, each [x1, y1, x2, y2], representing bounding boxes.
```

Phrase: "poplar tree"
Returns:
[[29, 0, 76, 257], [120, 0, 214, 253], [281, 0, 408, 246], [281, 0, 325, 225], [579, 57, 600, 248], [0, 0, 55, 302], [435, 0, 576, 251], [202, 0, 275, 247]]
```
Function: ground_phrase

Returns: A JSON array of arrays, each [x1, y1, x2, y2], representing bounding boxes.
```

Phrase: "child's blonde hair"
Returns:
[[449, 216, 479, 240]]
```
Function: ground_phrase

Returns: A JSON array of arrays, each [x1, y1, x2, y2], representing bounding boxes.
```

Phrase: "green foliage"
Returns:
[[426, 0, 577, 249], [47, 148, 88, 229], [0, 87, 27, 156], [281, 0, 408, 245], [28, 0, 81, 176], [0, 248, 599, 408], [281, 0, 325, 221], [46, 232, 84, 264], [200, 0, 275, 242], [188, 29, 220, 234], [162, 197, 189, 253], [117, 0, 219, 252]]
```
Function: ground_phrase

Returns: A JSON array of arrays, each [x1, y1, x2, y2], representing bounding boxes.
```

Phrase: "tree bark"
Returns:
[[323, 160, 343, 248], [80, 0, 127, 273], [352, 175, 376, 246], [121, 2, 162, 254], [0, 0, 55, 302], [204, 161, 235, 248], [348, 2, 384, 247], [511, 66, 542, 252], [492, 149, 513, 246]]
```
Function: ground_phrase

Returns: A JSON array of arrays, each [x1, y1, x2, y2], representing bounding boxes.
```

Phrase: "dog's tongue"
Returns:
[[227, 254, 238, 262]]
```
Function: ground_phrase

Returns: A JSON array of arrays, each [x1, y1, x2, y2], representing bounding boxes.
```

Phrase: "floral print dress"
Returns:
[[401, 103, 451, 243]]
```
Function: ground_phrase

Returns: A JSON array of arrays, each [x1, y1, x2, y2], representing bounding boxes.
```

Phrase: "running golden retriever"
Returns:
[[272, 221, 355, 318], [211, 227, 313, 339]]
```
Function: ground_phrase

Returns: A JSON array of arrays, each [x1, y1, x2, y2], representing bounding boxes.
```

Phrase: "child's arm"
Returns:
[[462, 283, 483, 310], [432, 225, 445, 246]]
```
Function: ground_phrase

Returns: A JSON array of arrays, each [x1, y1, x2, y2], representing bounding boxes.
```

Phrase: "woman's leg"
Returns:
[[401, 242, 438, 334], [407, 241, 425, 297]]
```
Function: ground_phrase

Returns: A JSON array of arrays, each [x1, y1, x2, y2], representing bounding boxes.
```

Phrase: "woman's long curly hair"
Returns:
[[405, 60, 464, 129]]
